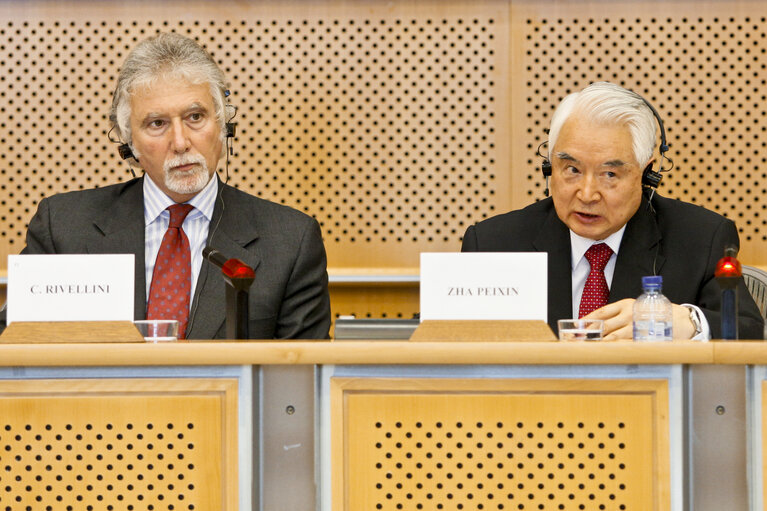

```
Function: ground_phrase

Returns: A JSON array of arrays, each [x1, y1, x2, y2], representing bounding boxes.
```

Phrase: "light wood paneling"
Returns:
[[0, 1, 510, 270], [0, 377, 239, 510], [510, 1, 767, 265], [409, 319, 556, 341], [1, 0, 766, 323], [332, 377, 670, 510], [0, 339, 721, 366], [0, 320, 144, 343], [330, 283, 419, 320]]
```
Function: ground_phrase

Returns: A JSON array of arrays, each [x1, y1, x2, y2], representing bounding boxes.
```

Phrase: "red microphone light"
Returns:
[[715, 256, 741, 279], [221, 258, 255, 279]]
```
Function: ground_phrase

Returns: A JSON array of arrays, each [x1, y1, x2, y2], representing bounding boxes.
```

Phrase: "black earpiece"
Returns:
[[117, 143, 137, 162], [642, 162, 662, 189], [639, 97, 672, 190], [541, 158, 552, 178], [537, 140, 552, 197], [225, 122, 236, 139], [107, 126, 137, 177], [541, 158, 552, 197], [223, 90, 237, 158]]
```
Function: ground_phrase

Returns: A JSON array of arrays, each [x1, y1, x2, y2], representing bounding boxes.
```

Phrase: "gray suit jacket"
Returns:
[[1, 176, 331, 339], [462, 194, 765, 339]]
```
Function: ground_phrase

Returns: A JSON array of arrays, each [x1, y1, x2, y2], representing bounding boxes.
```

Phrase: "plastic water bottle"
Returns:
[[633, 276, 673, 341]]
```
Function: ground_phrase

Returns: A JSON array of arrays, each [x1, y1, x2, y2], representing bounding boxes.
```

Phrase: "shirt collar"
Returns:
[[143, 173, 218, 225], [569, 225, 626, 269]]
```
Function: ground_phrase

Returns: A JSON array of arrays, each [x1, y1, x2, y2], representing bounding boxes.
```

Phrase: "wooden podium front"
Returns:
[[5, 339, 767, 510], [0, 377, 239, 510], [330, 375, 670, 510]]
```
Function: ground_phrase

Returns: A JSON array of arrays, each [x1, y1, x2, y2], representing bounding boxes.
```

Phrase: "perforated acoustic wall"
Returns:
[[513, 1, 767, 264], [0, 2, 509, 273], [1, 1, 766, 322]]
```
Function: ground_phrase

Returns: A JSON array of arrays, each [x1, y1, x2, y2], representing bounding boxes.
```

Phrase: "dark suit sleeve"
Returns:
[[697, 219, 764, 339], [274, 218, 331, 339], [461, 225, 479, 252], [21, 197, 57, 255]]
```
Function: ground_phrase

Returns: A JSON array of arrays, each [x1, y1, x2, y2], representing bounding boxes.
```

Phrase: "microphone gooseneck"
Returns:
[[202, 246, 228, 268]]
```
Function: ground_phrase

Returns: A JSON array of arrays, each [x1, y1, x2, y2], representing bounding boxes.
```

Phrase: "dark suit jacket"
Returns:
[[462, 194, 765, 339], [0, 176, 331, 339]]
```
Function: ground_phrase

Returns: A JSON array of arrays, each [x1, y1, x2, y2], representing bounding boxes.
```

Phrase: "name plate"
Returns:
[[7, 254, 135, 324], [420, 252, 547, 321]]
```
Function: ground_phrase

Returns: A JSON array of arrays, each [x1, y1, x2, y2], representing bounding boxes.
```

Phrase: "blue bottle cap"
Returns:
[[641, 275, 663, 287]]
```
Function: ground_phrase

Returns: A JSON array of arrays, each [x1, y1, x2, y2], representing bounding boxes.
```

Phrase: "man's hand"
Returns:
[[583, 298, 635, 340], [583, 299, 696, 340]]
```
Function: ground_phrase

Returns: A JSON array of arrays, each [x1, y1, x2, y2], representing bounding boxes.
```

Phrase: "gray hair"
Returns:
[[547, 82, 657, 168], [109, 32, 228, 146]]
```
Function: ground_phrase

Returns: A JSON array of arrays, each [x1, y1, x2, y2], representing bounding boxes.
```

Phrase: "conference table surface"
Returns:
[[0, 339, 765, 366]]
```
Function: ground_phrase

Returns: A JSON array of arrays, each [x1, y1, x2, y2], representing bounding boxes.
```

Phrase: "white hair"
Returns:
[[109, 32, 228, 148], [547, 82, 657, 168]]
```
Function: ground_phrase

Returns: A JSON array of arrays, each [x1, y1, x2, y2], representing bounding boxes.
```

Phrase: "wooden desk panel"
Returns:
[[0, 378, 239, 511], [331, 375, 671, 511]]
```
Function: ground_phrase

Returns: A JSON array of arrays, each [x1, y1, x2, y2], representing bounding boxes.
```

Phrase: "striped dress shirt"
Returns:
[[143, 174, 218, 309]]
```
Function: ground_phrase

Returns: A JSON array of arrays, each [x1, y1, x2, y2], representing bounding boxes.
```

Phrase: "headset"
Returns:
[[538, 92, 673, 198]]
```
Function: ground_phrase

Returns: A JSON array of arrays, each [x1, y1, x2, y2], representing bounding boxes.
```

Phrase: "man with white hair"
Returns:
[[462, 82, 764, 339], [0, 32, 331, 339]]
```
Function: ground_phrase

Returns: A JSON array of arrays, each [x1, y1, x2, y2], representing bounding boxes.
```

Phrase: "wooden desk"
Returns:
[[0, 340, 764, 511], [0, 339, 716, 366]]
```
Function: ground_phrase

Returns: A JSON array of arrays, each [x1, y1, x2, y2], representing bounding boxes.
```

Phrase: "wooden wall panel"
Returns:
[[511, 0, 767, 264], [1, 0, 766, 322], [330, 283, 419, 320], [0, 0, 511, 271]]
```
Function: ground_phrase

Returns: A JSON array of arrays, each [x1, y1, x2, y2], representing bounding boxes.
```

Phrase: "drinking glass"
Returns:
[[134, 320, 179, 342], [557, 319, 604, 342]]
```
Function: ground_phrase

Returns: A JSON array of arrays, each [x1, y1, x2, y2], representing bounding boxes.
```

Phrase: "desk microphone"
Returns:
[[203, 246, 255, 279], [202, 246, 255, 339], [715, 245, 741, 340]]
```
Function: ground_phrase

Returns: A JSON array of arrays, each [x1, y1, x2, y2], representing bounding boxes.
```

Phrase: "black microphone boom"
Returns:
[[202, 246, 255, 339], [203, 246, 229, 269]]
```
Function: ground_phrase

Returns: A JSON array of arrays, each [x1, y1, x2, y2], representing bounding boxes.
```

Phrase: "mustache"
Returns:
[[163, 154, 207, 173]]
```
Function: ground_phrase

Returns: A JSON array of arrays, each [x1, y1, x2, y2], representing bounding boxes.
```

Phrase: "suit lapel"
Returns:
[[610, 199, 664, 301], [533, 206, 573, 328], [89, 179, 147, 320], [186, 182, 261, 339]]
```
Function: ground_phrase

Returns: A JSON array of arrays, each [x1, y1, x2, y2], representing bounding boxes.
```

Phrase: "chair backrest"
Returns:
[[742, 265, 767, 321]]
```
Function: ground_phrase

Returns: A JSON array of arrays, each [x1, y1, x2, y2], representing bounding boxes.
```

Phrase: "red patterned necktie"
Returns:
[[578, 242, 614, 318], [146, 204, 195, 339]]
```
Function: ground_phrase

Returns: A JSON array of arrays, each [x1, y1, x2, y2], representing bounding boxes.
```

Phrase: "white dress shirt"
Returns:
[[143, 175, 218, 308], [569, 227, 709, 340], [570, 227, 625, 319]]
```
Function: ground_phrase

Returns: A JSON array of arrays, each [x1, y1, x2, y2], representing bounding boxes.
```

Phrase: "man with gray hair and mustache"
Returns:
[[0, 32, 331, 339]]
